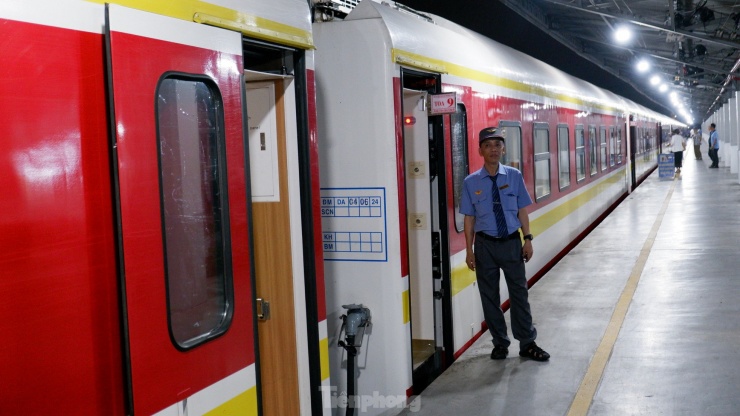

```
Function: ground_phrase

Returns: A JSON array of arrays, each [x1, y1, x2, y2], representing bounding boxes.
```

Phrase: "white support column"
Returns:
[[733, 92, 740, 174], [720, 104, 729, 167]]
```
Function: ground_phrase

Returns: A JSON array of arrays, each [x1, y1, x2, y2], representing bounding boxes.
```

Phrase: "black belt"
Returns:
[[476, 231, 520, 242]]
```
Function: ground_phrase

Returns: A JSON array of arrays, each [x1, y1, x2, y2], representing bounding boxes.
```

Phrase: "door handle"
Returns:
[[256, 298, 271, 320]]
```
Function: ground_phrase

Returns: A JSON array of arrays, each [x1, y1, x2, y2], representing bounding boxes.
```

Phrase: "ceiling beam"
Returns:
[[541, 0, 740, 50]]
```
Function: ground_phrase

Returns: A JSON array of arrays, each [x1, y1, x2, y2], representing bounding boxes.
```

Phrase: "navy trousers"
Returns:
[[474, 236, 537, 348]]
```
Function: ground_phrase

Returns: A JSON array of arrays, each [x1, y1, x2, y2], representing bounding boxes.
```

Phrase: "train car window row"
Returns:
[[453, 116, 630, 216], [451, 104, 469, 233], [533, 122, 551, 201], [156, 75, 233, 350], [557, 124, 570, 191]]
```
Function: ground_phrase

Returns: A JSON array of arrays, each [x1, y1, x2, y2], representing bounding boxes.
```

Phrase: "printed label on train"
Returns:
[[321, 187, 387, 262]]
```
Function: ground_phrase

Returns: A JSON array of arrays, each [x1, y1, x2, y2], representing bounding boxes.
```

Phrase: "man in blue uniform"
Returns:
[[459, 127, 549, 362], [708, 123, 720, 168]]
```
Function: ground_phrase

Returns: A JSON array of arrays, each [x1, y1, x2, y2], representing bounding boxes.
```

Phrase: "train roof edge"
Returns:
[[334, 0, 680, 124]]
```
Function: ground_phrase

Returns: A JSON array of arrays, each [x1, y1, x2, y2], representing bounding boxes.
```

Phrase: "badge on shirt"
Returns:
[[499, 184, 509, 190], [475, 190, 482, 195]]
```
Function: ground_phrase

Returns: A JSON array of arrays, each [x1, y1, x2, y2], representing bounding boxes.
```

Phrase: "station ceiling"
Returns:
[[496, 0, 740, 125]]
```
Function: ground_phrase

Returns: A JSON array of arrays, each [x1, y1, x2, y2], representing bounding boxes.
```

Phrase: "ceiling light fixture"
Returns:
[[636, 60, 650, 72], [614, 26, 632, 43]]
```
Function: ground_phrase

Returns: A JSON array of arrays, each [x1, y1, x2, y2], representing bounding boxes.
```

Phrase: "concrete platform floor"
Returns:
[[401, 151, 740, 415]]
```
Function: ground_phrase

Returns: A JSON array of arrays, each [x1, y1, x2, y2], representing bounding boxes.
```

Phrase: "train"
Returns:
[[313, 1, 682, 412], [0, 0, 681, 415]]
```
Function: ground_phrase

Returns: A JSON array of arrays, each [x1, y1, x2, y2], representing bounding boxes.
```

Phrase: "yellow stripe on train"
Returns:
[[86, 0, 314, 49]]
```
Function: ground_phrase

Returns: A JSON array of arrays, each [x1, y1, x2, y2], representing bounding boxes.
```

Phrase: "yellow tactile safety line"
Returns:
[[567, 178, 676, 415]]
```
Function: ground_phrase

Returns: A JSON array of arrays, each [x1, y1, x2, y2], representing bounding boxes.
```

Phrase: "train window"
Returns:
[[589, 125, 597, 176], [498, 121, 522, 169], [575, 125, 586, 182], [451, 104, 469, 233], [609, 126, 616, 167], [533, 123, 551, 200], [617, 126, 623, 164], [557, 124, 570, 190], [600, 127, 608, 171], [156, 75, 233, 350], [243, 38, 295, 76]]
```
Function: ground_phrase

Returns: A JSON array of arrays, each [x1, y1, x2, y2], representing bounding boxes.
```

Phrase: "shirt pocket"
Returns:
[[501, 192, 518, 212], [472, 194, 489, 212]]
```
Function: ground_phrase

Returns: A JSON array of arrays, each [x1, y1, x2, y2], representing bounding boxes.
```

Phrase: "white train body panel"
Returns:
[[315, 2, 676, 413]]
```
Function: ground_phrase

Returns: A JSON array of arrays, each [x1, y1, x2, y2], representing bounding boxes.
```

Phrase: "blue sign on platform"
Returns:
[[658, 153, 674, 179]]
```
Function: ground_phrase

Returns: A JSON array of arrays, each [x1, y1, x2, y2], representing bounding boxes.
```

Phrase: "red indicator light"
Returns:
[[404, 116, 416, 125]]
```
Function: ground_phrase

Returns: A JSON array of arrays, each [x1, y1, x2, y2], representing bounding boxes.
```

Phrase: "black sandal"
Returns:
[[519, 342, 550, 361], [490, 345, 508, 360]]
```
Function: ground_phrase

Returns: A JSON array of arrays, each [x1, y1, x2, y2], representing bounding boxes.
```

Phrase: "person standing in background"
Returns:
[[670, 128, 686, 175], [690, 128, 702, 160], [708, 123, 720, 168]]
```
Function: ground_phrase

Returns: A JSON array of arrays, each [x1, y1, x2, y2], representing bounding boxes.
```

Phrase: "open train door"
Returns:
[[106, 5, 257, 415], [401, 69, 454, 393]]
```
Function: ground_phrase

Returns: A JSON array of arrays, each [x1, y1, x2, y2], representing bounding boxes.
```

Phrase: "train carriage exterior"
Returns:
[[314, 1, 680, 414], [0, 0, 329, 415]]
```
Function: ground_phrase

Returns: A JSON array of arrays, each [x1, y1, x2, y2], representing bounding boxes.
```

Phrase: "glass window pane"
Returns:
[[575, 126, 585, 182], [600, 127, 608, 171], [451, 105, 468, 233], [535, 159, 551, 199], [558, 125, 570, 189], [534, 124, 550, 199], [499, 123, 522, 170], [157, 76, 232, 349], [589, 126, 597, 175], [534, 128, 549, 154], [609, 127, 616, 166]]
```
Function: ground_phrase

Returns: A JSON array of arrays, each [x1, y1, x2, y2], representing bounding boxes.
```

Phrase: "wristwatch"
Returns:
[[523, 234, 534, 241]]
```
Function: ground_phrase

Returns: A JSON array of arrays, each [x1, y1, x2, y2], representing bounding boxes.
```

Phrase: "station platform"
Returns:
[[402, 151, 740, 415]]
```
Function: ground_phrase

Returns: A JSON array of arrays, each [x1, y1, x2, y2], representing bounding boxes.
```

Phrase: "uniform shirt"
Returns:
[[691, 130, 702, 145], [459, 164, 532, 236], [709, 130, 720, 150]]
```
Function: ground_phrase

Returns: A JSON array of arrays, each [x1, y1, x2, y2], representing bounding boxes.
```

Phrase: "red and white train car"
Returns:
[[0, 0, 329, 415], [314, 1, 680, 412]]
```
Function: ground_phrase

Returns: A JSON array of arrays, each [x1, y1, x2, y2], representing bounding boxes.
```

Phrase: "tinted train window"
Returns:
[[451, 104, 469, 233], [600, 127, 608, 171], [533, 123, 550, 200], [156, 75, 233, 349], [498, 121, 522, 170], [575, 125, 586, 182], [617, 126, 623, 164], [589, 125, 597, 176], [557, 124, 570, 190], [609, 126, 616, 167]]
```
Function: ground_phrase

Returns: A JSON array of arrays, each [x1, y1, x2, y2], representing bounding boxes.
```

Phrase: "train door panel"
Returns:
[[107, 5, 256, 415], [0, 2, 124, 415], [403, 86, 449, 390], [245, 77, 300, 415], [404, 90, 435, 356]]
